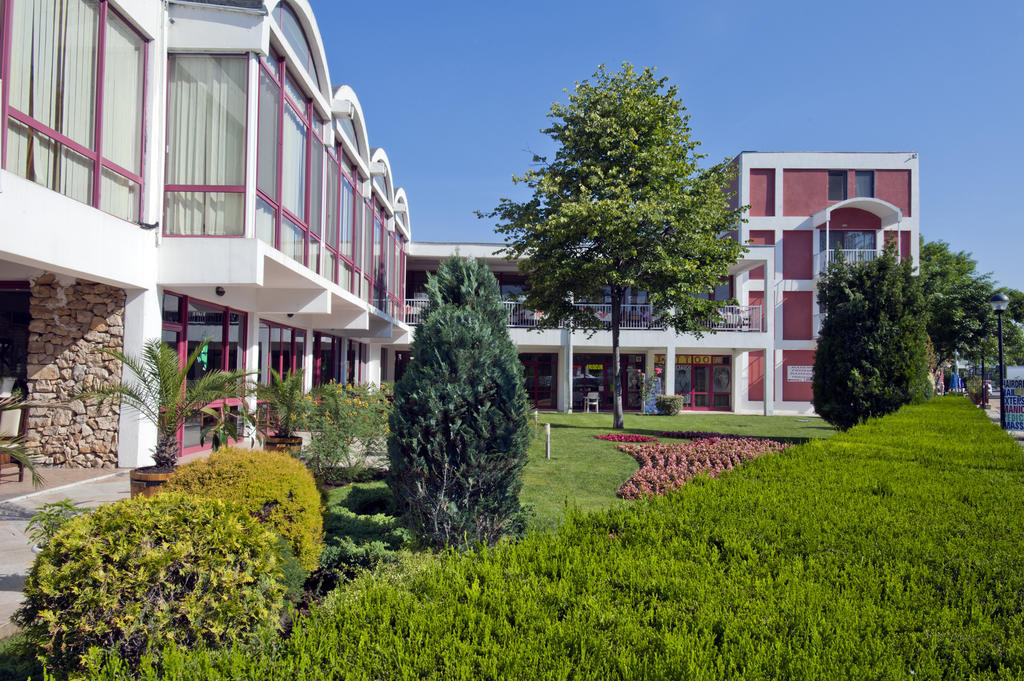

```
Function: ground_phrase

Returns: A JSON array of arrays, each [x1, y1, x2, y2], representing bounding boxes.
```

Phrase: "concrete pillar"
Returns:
[[663, 345, 676, 395], [765, 349, 776, 416], [561, 327, 574, 413], [117, 287, 161, 468]]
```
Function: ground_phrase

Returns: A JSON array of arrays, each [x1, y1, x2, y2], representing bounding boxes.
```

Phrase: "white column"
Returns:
[[561, 327, 573, 413], [663, 345, 676, 395], [117, 287, 161, 468], [764, 349, 776, 416], [764, 273, 777, 416], [303, 326, 315, 391]]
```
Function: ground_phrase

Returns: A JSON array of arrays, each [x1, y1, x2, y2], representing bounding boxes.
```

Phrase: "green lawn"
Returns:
[[522, 411, 834, 529]]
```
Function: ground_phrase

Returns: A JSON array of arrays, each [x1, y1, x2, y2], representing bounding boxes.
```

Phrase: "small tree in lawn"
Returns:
[[813, 249, 930, 430], [479, 63, 745, 429], [388, 257, 531, 549]]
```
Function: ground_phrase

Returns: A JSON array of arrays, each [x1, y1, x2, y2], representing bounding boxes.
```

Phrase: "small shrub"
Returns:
[[964, 375, 983, 404], [655, 394, 683, 415], [25, 498, 87, 548], [302, 382, 391, 485], [15, 493, 284, 675], [164, 448, 323, 571], [594, 433, 659, 443]]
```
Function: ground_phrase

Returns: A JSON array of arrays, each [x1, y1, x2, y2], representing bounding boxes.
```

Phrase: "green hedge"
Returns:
[[79, 398, 1024, 680], [164, 447, 323, 570]]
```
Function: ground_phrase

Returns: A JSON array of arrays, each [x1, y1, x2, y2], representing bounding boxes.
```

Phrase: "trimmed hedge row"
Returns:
[[79, 398, 1024, 680]]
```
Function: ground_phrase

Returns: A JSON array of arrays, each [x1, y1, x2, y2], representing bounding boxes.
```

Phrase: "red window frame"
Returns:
[[163, 52, 249, 238], [313, 331, 346, 386], [323, 154, 359, 291], [0, 0, 148, 222], [161, 291, 249, 456], [258, 319, 306, 383]]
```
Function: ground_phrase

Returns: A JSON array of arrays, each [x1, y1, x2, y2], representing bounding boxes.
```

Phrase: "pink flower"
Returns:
[[655, 368, 662, 375]]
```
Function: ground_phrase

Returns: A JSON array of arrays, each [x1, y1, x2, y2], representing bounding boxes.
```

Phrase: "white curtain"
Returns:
[[281, 106, 306, 219], [7, 0, 97, 202], [257, 69, 279, 199], [325, 156, 339, 249], [166, 55, 246, 235], [102, 12, 143, 174]]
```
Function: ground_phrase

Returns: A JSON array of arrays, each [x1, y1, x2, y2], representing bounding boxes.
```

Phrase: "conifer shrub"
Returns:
[[164, 448, 323, 570], [813, 249, 931, 430], [655, 394, 684, 415], [15, 493, 284, 675], [388, 256, 531, 548]]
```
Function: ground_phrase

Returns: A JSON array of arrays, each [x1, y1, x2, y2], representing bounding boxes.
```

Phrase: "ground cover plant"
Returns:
[[616, 437, 789, 499], [594, 433, 659, 443], [73, 398, 1023, 680]]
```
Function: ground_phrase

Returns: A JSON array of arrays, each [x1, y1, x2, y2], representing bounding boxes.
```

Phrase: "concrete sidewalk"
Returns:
[[0, 471, 130, 638]]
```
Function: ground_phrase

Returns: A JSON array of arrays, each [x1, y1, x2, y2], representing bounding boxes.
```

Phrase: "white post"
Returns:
[[663, 345, 676, 396], [117, 287, 161, 468], [545, 423, 551, 460]]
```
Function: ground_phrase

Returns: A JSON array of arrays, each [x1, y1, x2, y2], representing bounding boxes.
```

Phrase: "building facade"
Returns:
[[0, 0, 920, 469]]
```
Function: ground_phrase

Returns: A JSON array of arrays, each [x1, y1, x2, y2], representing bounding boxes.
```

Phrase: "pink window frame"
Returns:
[[161, 291, 249, 456], [0, 0, 148, 222], [258, 319, 306, 382]]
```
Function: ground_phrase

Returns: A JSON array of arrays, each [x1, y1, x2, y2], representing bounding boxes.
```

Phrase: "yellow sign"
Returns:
[[676, 355, 728, 365], [586, 364, 604, 371], [654, 354, 666, 364]]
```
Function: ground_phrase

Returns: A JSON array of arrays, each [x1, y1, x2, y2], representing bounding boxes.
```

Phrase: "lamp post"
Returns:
[[991, 293, 1010, 429]]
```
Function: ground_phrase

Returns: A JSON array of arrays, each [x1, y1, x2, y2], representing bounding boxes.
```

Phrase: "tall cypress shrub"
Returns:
[[388, 257, 531, 549], [813, 249, 930, 430]]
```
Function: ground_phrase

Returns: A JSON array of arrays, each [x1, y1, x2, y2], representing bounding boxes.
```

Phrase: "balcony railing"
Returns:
[[404, 299, 764, 333], [817, 248, 880, 273]]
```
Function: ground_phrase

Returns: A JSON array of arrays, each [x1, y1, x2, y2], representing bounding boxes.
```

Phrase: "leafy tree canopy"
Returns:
[[479, 63, 745, 426]]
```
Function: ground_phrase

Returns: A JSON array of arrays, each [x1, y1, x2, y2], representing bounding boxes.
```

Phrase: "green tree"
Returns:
[[480, 63, 745, 428], [813, 250, 930, 430], [919, 239, 995, 367], [387, 257, 531, 549]]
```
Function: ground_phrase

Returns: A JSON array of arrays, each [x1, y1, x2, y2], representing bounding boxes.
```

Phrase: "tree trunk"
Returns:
[[153, 433, 180, 469], [611, 288, 624, 429]]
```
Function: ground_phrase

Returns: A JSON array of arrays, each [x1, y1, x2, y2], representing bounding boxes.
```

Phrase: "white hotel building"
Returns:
[[0, 0, 920, 468]]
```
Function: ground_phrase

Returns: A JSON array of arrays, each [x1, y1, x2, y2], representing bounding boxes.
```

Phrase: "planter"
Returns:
[[130, 468, 174, 498], [264, 435, 303, 453]]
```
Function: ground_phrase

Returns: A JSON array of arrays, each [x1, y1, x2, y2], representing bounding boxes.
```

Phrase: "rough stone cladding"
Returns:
[[24, 275, 125, 468]]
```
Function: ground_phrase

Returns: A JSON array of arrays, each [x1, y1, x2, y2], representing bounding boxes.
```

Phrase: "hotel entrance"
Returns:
[[571, 353, 645, 411]]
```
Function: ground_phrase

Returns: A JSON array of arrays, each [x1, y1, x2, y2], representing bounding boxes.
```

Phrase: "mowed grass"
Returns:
[[521, 411, 834, 529], [86, 397, 1024, 680]]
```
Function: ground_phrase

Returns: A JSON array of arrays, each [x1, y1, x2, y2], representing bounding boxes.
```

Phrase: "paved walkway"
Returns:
[[0, 469, 131, 638]]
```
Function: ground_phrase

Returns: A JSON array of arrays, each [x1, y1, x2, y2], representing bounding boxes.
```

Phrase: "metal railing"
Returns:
[[817, 248, 880, 273], [404, 299, 764, 333], [702, 305, 763, 332]]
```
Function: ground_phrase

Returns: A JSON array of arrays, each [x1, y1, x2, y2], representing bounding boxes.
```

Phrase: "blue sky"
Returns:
[[309, 0, 1024, 290]]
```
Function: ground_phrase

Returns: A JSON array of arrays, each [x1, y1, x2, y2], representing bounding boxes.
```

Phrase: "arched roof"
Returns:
[[331, 85, 371, 165], [370, 148, 395, 204], [394, 187, 411, 238], [813, 197, 902, 229], [266, 0, 332, 103]]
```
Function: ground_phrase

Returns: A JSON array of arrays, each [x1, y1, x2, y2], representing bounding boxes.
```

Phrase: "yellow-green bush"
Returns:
[[165, 448, 323, 570], [15, 493, 283, 675]]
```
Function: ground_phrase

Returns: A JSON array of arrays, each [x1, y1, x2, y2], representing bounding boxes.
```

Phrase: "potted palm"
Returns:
[[80, 339, 251, 497], [258, 369, 306, 452]]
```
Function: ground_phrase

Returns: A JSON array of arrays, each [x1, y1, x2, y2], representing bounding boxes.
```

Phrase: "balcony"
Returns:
[[817, 248, 880, 274], [403, 300, 763, 333]]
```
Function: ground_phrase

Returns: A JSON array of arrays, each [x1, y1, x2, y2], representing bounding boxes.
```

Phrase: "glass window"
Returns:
[[325, 155, 339, 249], [102, 13, 144, 174], [310, 138, 323, 237], [281, 216, 305, 264], [256, 197, 276, 246], [276, 3, 320, 91], [165, 55, 247, 236], [257, 68, 280, 199], [186, 301, 225, 383], [855, 171, 874, 198], [340, 173, 354, 258], [281, 105, 307, 219], [827, 170, 847, 201]]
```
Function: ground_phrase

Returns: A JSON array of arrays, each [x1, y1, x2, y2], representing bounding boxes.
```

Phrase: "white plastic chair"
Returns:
[[585, 392, 600, 413]]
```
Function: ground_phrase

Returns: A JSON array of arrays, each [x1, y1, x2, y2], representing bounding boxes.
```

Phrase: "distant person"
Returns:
[[983, 380, 992, 407]]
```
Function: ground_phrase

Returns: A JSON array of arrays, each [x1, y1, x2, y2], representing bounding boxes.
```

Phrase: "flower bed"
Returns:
[[617, 437, 789, 499], [594, 433, 660, 443], [657, 430, 759, 440]]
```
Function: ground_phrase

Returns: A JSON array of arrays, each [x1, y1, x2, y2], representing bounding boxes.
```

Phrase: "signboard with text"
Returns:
[[1003, 379, 1024, 431], [787, 365, 814, 383]]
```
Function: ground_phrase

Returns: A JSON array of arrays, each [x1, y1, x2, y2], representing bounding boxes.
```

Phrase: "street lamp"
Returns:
[[991, 293, 1010, 429]]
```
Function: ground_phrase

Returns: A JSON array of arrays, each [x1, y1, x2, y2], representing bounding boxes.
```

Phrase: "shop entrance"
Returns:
[[572, 353, 645, 411], [655, 354, 732, 411]]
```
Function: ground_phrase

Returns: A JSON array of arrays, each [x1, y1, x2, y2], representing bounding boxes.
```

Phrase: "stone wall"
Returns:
[[24, 275, 125, 468]]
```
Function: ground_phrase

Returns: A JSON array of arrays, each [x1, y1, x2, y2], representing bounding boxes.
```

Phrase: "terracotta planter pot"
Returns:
[[130, 468, 174, 499], [264, 435, 303, 453]]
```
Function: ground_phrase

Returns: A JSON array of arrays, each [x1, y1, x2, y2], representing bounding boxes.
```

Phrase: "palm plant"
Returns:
[[257, 369, 305, 438], [0, 394, 42, 487], [80, 339, 251, 469]]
